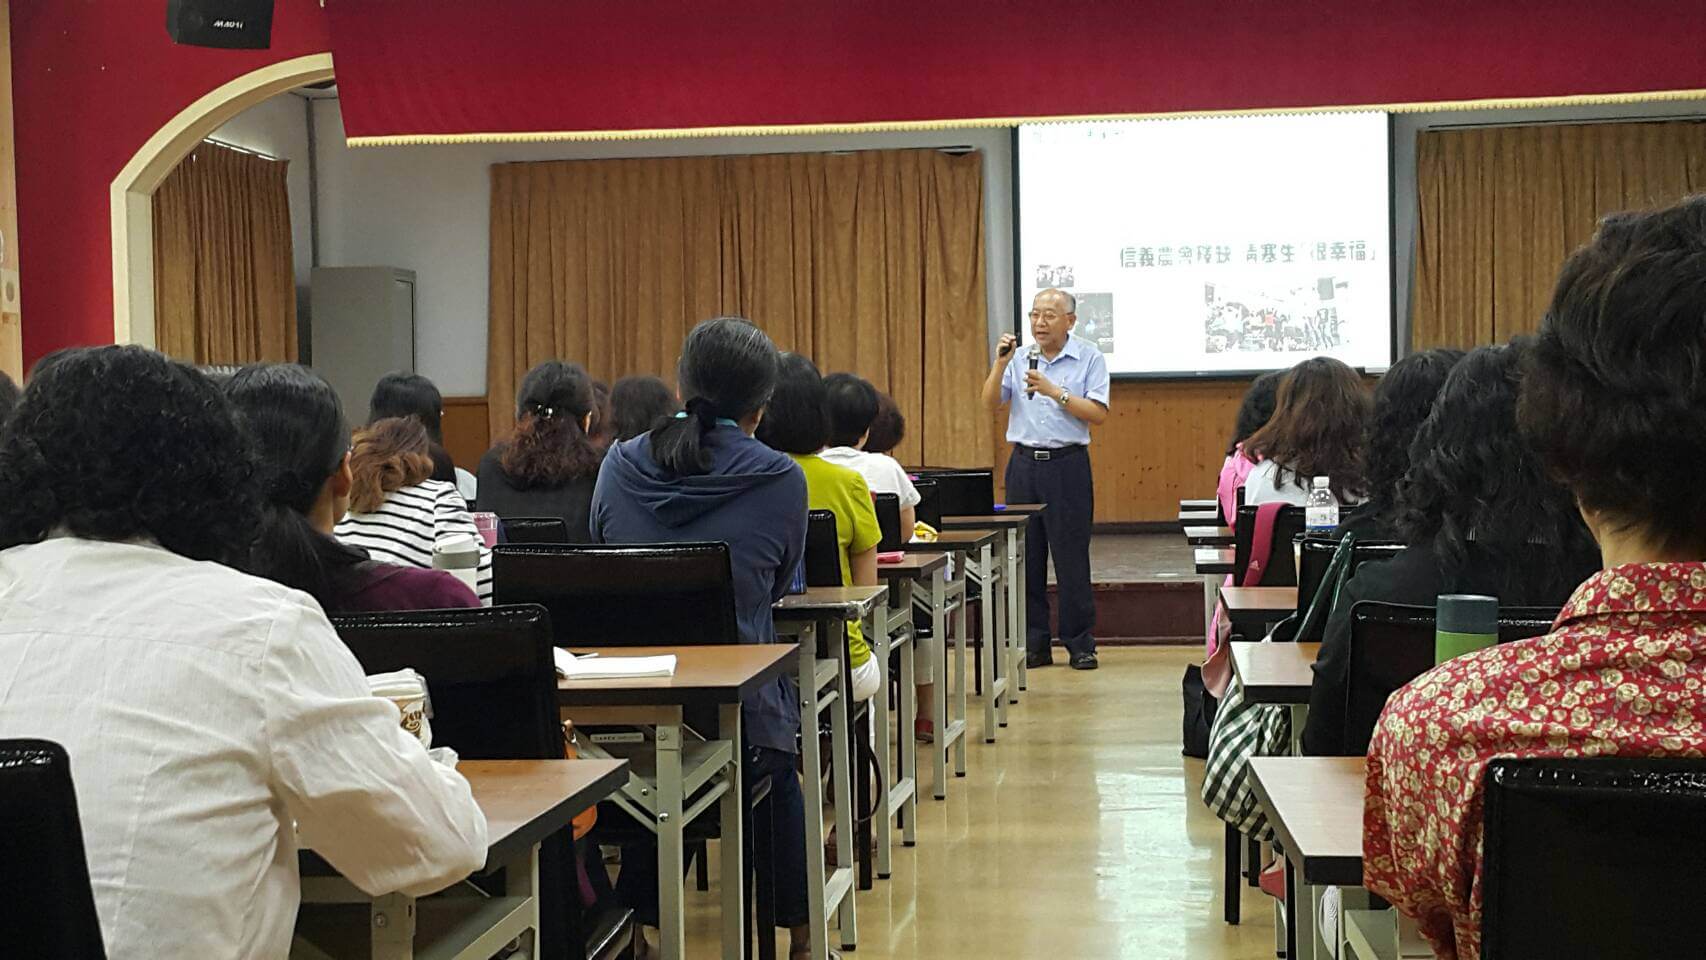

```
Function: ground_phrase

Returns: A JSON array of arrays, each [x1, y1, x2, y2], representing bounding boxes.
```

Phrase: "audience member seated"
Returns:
[[335, 416, 494, 602], [588, 378, 614, 451], [821, 371, 938, 739], [226, 363, 479, 613], [1333, 348, 1462, 540], [610, 374, 678, 442], [0, 346, 486, 958], [0, 369, 17, 424], [1363, 199, 1706, 959], [367, 371, 472, 495], [589, 317, 813, 956], [1216, 369, 1282, 523], [1241, 356, 1371, 507], [1301, 341, 1597, 757], [758, 355, 884, 704], [476, 360, 602, 540], [862, 389, 907, 459]]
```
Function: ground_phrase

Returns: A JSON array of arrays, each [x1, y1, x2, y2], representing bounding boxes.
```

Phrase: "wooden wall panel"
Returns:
[[993, 378, 1249, 523], [447, 378, 1248, 523], [0, 0, 21, 382], [441, 396, 491, 472]]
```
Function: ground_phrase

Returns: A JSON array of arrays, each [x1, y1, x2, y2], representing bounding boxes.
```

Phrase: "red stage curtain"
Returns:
[[326, 0, 1706, 144]]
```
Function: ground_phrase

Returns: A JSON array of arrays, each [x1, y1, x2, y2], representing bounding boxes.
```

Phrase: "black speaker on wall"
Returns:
[[166, 0, 274, 49]]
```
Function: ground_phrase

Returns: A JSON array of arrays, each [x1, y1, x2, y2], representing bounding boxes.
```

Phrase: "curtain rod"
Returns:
[[201, 137, 284, 162]]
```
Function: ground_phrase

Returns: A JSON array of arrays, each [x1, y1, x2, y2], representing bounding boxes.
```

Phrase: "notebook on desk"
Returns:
[[553, 648, 678, 680]]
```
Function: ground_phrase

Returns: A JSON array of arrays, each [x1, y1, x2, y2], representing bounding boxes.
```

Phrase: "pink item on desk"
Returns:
[[876, 551, 906, 564], [472, 512, 500, 548]]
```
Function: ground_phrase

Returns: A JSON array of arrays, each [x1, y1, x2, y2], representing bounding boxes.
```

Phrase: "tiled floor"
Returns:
[[678, 646, 1278, 958]]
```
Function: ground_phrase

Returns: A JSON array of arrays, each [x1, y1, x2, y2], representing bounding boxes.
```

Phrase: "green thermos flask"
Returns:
[[1436, 594, 1498, 665]]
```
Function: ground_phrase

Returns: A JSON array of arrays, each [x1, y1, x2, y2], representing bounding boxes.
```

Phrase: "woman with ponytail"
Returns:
[[225, 364, 478, 613], [590, 317, 817, 956], [476, 360, 604, 539]]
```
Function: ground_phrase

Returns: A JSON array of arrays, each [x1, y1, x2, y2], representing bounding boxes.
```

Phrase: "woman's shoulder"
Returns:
[[336, 562, 479, 612]]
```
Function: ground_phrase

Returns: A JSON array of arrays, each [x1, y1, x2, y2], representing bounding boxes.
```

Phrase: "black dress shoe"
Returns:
[[1025, 651, 1055, 669], [1069, 652, 1099, 670]]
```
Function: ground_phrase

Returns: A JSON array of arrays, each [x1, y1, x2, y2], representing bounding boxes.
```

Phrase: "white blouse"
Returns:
[[0, 537, 488, 959], [1242, 459, 1361, 508]]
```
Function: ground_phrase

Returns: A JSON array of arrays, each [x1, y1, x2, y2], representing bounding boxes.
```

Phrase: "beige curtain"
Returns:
[[488, 149, 988, 467], [1414, 120, 1706, 349], [153, 141, 297, 364]]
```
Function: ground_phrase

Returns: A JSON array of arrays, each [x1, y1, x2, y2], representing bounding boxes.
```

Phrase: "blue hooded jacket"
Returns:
[[589, 422, 807, 753]]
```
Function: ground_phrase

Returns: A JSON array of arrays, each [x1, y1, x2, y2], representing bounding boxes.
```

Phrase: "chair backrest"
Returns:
[[501, 516, 571, 544], [493, 542, 739, 647], [873, 493, 903, 551], [912, 477, 942, 530], [1233, 504, 1306, 586], [915, 468, 994, 517], [1343, 600, 1557, 755], [1482, 756, 1706, 959], [1292, 537, 1406, 638], [330, 605, 561, 761], [804, 509, 842, 588], [0, 739, 106, 959]]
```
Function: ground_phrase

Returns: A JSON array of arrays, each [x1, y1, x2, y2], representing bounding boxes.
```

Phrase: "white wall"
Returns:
[[311, 99, 1014, 397], [210, 92, 314, 311]]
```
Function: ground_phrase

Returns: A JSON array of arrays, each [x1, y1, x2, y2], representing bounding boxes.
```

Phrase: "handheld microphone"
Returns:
[[1026, 346, 1040, 398]]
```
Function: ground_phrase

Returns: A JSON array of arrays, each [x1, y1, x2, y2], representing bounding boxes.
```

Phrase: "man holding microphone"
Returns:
[[981, 288, 1110, 670]]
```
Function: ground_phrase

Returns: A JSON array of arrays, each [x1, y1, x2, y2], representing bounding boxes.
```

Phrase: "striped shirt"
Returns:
[[334, 480, 493, 603]]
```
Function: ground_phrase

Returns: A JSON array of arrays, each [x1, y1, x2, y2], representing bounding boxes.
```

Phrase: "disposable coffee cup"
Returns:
[[432, 533, 482, 595], [472, 512, 500, 549]]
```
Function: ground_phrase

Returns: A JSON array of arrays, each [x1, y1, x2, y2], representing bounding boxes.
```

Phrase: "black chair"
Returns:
[[493, 542, 738, 649], [1343, 601, 1557, 756], [1285, 537, 1406, 640], [913, 477, 942, 530], [329, 605, 633, 960], [0, 739, 105, 960], [502, 516, 572, 544], [913, 468, 994, 517], [804, 510, 842, 588], [873, 492, 903, 551], [1232, 504, 1306, 586], [1482, 756, 1706, 959]]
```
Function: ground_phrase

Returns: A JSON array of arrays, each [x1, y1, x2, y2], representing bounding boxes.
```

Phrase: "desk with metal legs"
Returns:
[[773, 585, 887, 958], [555, 645, 796, 960], [941, 503, 1044, 704], [903, 529, 1003, 742]]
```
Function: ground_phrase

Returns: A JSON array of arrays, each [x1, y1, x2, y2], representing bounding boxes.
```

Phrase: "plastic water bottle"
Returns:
[[1305, 476, 1338, 533]]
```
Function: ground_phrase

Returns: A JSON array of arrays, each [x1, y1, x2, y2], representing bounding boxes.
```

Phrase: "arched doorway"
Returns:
[[109, 53, 333, 348]]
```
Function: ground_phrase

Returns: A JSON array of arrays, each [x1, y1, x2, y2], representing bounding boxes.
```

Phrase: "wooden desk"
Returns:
[[905, 526, 1007, 742], [1250, 756, 1368, 960], [1230, 641, 1319, 705], [884, 551, 969, 801], [773, 586, 888, 955], [1221, 585, 1297, 639], [1184, 525, 1236, 546], [1180, 498, 1218, 512], [557, 645, 794, 960], [1195, 547, 1236, 576], [1179, 508, 1220, 527], [295, 759, 629, 960], [941, 506, 1042, 703]]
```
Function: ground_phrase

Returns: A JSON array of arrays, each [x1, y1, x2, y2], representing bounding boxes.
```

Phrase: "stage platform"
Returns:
[[1034, 533, 1206, 646]]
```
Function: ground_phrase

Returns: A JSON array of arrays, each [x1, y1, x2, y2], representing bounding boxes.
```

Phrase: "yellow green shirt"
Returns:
[[791, 453, 882, 667]]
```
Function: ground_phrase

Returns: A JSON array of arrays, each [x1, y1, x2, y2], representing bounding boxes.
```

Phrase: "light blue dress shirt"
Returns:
[[999, 334, 1111, 448]]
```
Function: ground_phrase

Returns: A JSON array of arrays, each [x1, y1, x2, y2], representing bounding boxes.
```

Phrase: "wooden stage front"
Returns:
[[1032, 533, 1206, 645]]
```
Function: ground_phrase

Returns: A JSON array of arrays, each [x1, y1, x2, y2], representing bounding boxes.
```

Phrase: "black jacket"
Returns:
[[1300, 539, 1597, 757], [475, 447, 598, 541]]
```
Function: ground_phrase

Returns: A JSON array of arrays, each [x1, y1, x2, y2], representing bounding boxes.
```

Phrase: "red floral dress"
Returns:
[[1362, 562, 1706, 959]]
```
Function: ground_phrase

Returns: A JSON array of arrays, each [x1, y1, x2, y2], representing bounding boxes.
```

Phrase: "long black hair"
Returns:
[[0, 345, 262, 565], [1396, 340, 1596, 595], [650, 317, 780, 476], [1226, 370, 1283, 456], [368, 371, 444, 442], [224, 363, 369, 607], [498, 360, 603, 487], [610, 375, 677, 442], [1358, 348, 1463, 522]]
